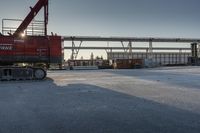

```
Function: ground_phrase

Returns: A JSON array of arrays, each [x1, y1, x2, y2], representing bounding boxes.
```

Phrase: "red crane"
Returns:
[[0, 0, 64, 80]]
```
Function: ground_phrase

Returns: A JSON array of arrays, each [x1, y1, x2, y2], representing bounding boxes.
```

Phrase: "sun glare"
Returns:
[[21, 32, 26, 37]]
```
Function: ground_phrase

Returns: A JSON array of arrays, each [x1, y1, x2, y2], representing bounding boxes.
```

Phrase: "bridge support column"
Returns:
[[71, 40, 75, 60], [198, 43, 200, 58], [71, 40, 83, 60], [128, 41, 132, 59], [148, 41, 153, 59]]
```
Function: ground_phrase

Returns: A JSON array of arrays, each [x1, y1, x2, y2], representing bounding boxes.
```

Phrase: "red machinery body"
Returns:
[[0, 0, 64, 80], [0, 35, 64, 65]]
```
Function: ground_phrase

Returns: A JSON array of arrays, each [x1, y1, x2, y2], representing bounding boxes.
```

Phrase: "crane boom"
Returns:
[[13, 0, 48, 37]]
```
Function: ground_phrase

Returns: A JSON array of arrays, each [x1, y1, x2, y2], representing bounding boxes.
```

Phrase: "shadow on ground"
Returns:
[[106, 68, 200, 89], [0, 79, 200, 133]]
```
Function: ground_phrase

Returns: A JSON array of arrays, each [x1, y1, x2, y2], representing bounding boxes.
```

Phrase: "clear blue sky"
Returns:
[[0, 0, 200, 59]]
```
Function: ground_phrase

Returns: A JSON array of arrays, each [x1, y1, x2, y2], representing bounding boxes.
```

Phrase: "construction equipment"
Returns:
[[0, 0, 64, 80]]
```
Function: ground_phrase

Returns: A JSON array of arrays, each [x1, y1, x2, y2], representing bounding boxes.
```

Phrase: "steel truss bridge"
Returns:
[[63, 36, 200, 59]]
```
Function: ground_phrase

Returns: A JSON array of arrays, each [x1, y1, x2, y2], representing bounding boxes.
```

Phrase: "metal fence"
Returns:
[[107, 52, 191, 65], [2, 19, 45, 36]]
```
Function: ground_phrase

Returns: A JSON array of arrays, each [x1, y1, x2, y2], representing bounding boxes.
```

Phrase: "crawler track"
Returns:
[[0, 67, 46, 81]]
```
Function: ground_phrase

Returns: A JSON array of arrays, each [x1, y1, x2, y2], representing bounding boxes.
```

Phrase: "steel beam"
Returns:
[[64, 46, 190, 50], [64, 36, 200, 43]]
